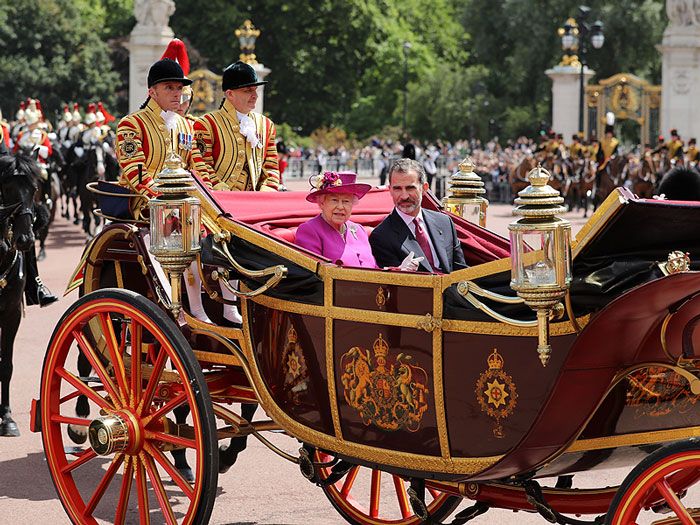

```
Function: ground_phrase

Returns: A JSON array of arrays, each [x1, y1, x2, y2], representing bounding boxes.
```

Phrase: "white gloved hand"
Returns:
[[398, 251, 424, 272]]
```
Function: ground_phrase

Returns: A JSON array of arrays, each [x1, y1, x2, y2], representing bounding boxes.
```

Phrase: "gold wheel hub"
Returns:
[[88, 414, 130, 456]]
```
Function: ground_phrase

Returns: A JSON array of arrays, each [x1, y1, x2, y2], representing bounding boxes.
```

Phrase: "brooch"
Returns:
[[349, 225, 357, 240]]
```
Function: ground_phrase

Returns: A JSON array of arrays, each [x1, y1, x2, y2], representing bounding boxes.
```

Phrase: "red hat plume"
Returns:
[[35, 99, 45, 120], [87, 102, 96, 113], [161, 38, 190, 76], [19, 101, 26, 109], [97, 101, 116, 124], [73, 103, 79, 111]]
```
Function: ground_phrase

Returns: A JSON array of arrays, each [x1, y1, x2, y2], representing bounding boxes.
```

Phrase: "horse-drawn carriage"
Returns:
[[30, 158, 700, 524]]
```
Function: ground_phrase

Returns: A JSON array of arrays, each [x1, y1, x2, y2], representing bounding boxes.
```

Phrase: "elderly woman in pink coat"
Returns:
[[295, 171, 378, 268]]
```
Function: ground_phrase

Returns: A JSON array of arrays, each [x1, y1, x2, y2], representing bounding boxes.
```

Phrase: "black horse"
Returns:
[[0, 154, 39, 436]]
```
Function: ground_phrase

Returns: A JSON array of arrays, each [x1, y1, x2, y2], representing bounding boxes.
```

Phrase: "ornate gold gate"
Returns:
[[189, 69, 223, 116], [585, 73, 661, 146]]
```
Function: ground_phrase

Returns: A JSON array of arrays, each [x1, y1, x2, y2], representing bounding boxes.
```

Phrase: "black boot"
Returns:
[[24, 247, 58, 307], [0, 409, 20, 437]]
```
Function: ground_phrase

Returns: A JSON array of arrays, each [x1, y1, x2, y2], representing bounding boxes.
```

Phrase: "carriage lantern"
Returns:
[[441, 157, 489, 227], [148, 145, 201, 319], [508, 165, 571, 367]]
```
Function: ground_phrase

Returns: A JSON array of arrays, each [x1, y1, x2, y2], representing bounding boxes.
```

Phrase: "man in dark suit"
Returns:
[[370, 158, 467, 273]]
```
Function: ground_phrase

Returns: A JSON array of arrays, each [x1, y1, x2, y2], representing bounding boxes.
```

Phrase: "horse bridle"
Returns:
[[0, 177, 35, 245]]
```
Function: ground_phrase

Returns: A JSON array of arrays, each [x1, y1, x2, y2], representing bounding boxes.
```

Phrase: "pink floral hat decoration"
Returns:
[[306, 171, 372, 203]]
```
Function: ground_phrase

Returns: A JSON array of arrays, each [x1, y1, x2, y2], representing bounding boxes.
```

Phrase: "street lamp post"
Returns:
[[560, 6, 604, 136], [402, 42, 411, 138]]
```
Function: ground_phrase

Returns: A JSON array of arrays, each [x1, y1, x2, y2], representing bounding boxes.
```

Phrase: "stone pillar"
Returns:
[[545, 65, 595, 140], [127, 0, 176, 113], [252, 64, 271, 115], [659, 1, 700, 140]]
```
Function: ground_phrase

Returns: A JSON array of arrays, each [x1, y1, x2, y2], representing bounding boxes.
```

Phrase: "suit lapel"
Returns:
[[422, 211, 449, 272]]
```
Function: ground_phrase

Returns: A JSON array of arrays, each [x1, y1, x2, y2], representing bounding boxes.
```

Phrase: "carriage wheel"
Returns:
[[316, 453, 461, 525], [40, 289, 218, 524], [606, 438, 700, 525]]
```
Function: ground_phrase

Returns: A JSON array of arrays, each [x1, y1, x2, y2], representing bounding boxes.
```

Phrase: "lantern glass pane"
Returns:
[[188, 203, 201, 251], [518, 230, 558, 286], [152, 204, 184, 251]]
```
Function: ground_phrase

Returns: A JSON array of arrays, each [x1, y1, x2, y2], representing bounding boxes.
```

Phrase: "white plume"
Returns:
[[605, 111, 615, 126]]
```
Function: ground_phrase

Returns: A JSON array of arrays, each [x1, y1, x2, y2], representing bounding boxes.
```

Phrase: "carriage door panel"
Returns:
[[248, 304, 333, 434], [333, 319, 441, 456]]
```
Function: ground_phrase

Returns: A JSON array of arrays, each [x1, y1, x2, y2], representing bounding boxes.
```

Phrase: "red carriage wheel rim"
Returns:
[[41, 297, 208, 524], [611, 451, 700, 524]]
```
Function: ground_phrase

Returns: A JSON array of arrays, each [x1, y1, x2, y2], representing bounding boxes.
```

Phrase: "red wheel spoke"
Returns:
[[51, 414, 91, 426], [370, 469, 381, 518], [73, 329, 124, 407], [85, 454, 125, 515], [145, 430, 196, 450], [115, 456, 134, 525], [392, 474, 412, 519], [654, 478, 696, 525], [427, 486, 440, 499], [135, 457, 150, 525], [62, 449, 98, 474], [138, 348, 168, 416], [56, 367, 113, 411], [142, 453, 177, 525], [144, 441, 194, 500], [130, 321, 143, 408], [143, 392, 187, 427], [341, 465, 360, 497], [99, 312, 129, 401]]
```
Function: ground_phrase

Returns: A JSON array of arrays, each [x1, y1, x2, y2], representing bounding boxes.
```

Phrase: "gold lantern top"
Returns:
[[511, 165, 567, 222], [442, 157, 489, 227]]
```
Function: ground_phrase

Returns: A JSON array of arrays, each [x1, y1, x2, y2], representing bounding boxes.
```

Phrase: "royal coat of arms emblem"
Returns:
[[340, 334, 429, 432], [475, 349, 518, 438]]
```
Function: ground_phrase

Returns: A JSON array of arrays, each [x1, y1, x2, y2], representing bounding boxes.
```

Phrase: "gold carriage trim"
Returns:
[[340, 334, 430, 432], [475, 349, 518, 438]]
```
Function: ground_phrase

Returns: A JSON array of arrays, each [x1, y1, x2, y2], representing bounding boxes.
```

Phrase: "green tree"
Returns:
[[0, 0, 121, 120]]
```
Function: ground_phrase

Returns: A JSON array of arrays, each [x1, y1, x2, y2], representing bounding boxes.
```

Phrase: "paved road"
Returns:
[[0, 188, 692, 524]]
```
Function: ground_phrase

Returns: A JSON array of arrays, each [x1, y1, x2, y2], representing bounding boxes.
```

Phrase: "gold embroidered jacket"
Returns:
[[193, 99, 280, 191], [116, 98, 212, 213]]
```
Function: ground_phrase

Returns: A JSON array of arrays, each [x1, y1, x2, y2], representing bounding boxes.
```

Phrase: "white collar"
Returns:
[[236, 110, 250, 122], [395, 207, 424, 228]]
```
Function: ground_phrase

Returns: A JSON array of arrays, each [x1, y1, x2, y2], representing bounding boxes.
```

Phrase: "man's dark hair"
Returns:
[[657, 167, 700, 201], [388, 158, 425, 185]]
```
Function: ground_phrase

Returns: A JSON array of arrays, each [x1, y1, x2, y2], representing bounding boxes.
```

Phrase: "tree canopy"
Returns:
[[1, 0, 667, 142]]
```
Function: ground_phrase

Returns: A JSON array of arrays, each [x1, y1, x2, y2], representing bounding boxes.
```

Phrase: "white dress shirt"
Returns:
[[395, 208, 441, 270]]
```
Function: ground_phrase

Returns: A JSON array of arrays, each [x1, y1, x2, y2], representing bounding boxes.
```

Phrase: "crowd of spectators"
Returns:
[[278, 136, 541, 203]]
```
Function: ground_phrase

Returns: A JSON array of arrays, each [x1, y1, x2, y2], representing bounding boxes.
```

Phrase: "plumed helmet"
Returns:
[[147, 59, 192, 88], [25, 99, 41, 125], [97, 102, 115, 124], [72, 103, 81, 122], [16, 101, 26, 121], [84, 103, 97, 125], [222, 61, 267, 91], [605, 112, 615, 126], [62, 105, 72, 122]]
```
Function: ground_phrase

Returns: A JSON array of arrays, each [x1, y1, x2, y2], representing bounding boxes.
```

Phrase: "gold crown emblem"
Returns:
[[287, 326, 298, 344], [373, 334, 388, 359], [487, 349, 503, 370]]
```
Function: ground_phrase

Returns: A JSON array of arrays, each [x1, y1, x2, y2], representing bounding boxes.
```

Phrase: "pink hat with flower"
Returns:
[[306, 171, 372, 203]]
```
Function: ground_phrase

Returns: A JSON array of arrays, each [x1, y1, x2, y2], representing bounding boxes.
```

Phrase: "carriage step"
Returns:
[[30, 398, 41, 433]]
